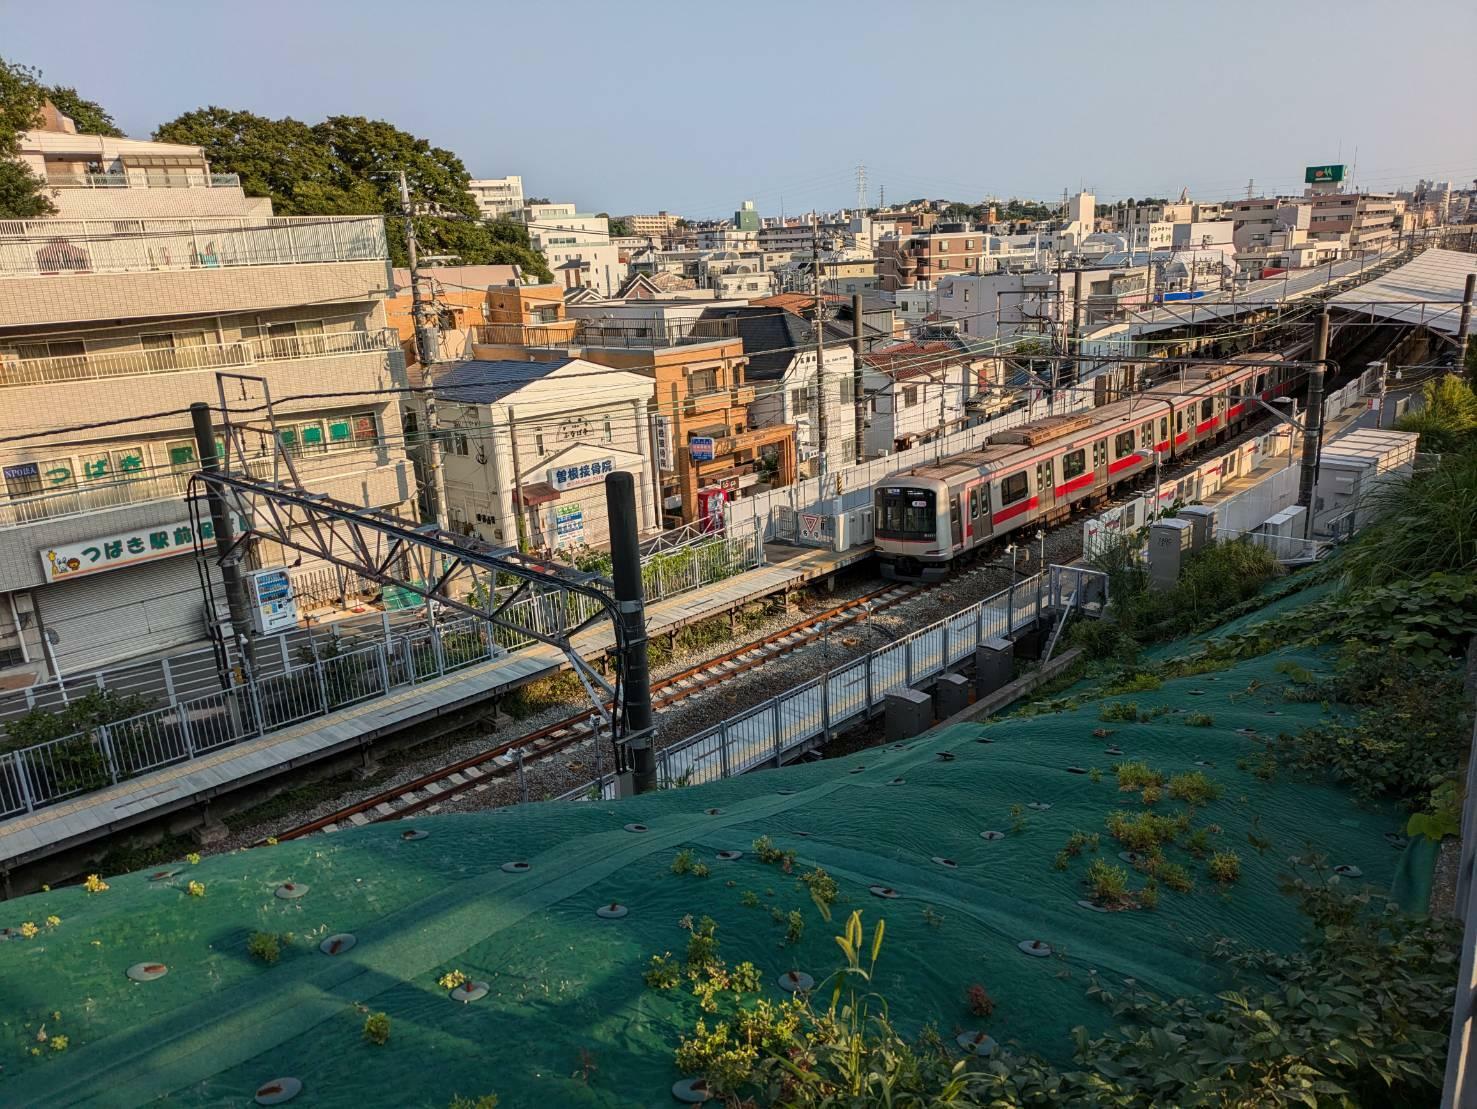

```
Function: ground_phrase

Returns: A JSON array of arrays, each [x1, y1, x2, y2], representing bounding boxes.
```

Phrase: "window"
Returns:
[[963, 288, 970, 303], [969, 488, 979, 518], [1115, 431, 1135, 459], [1061, 449, 1087, 479], [1159, 416, 1168, 440], [603, 415, 613, 442], [875, 487, 936, 539], [999, 470, 1029, 505], [278, 420, 326, 456], [1140, 422, 1152, 447], [689, 368, 717, 395], [938, 240, 950, 251], [1200, 398, 1214, 421], [326, 412, 379, 448], [902, 386, 918, 407], [535, 431, 546, 455], [839, 375, 855, 404]]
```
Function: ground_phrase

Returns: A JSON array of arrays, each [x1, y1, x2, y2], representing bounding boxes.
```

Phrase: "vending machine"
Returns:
[[697, 486, 728, 533], [247, 567, 299, 634]]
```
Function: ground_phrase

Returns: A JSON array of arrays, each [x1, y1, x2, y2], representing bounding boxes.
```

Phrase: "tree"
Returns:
[[525, 196, 550, 205], [43, 85, 123, 137], [607, 216, 631, 237], [485, 217, 553, 282], [0, 57, 54, 218], [153, 108, 552, 272]]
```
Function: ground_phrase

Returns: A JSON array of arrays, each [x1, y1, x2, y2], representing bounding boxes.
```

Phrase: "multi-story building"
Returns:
[[0, 121, 411, 683], [861, 339, 983, 457], [1307, 191, 1401, 253], [623, 212, 682, 239], [521, 202, 621, 295], [432, 357, 659, 549], [878, 224, 990, 291], [468, 175, 525, 220]]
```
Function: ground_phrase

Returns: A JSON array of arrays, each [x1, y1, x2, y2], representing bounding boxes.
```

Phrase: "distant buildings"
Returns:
[[468, 175, 525, 220], [521, 202, 620, 296]]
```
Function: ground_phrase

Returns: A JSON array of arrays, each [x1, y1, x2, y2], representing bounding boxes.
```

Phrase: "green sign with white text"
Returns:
[[1304, 164, 1345, 185]]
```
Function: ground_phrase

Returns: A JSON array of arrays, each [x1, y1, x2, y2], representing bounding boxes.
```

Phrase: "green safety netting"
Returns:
[[0, 591, 1423, 1108]]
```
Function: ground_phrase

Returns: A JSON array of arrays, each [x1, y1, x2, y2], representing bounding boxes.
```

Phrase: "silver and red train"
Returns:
[[874, 354, 1300, 581]]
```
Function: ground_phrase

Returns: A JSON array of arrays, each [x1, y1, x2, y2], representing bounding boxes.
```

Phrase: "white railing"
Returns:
[[0, 215, 387, 279], [0, 527, 767, 817], [45, 171, 241, 190], [0, 327, 398, 388]]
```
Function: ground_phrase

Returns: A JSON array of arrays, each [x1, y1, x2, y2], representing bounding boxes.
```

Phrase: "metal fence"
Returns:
[[0, 215, 387, 279], [0, 612, 505, 819], [558, 566, 1107, 802]]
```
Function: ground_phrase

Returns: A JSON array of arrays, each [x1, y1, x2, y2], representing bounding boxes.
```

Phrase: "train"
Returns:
[[874, 353, 1303, 581]]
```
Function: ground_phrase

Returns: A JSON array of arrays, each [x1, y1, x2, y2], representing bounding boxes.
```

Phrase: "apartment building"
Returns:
[[521, 202, 620, 295], [468, 175, 525, 220], [0, 126, 410, 683], [623, 212, 682, 239], [877, 224, 989, 291], [1307, 191, 1402, 253], [861, 339, 980, 458], [431, 357, 658, 549]]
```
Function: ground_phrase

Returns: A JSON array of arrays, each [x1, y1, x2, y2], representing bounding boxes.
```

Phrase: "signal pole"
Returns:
[[400, 170, 450, 531], [812, 211, 829, 481], [1297, 312, 1330, 540]]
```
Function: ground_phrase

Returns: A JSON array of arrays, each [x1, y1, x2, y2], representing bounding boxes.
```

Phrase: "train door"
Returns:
[[1092, 438, 1108, 487], [1035, 458, 1053, 516], [950, 494, 963, 549], [966, 481, 989, 543]]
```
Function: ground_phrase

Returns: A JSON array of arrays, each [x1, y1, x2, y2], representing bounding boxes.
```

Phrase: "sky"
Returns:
[[5, 0, 1475, 218]]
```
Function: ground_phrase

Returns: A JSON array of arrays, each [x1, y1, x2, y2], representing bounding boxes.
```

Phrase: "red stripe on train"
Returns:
[[1227, 403, 1244, 420], [1196, 417, 1220, 435], [1174, 433, 1189, 446], [1054, 473, 1094, 498], [992, 496, 1039, 526], [1107, 455, 1140, 475], [1156, 440, 1170, 452]]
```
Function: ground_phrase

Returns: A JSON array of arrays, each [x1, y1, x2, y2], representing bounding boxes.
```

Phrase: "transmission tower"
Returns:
[[1246, 178, 1255, 199], [855, 164, 867, 212]]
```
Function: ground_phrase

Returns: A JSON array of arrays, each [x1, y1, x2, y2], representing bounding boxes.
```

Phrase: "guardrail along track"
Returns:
[[270, 583, 921, 840]]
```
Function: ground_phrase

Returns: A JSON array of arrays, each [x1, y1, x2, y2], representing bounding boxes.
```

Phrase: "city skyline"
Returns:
[[3, 0, 1474, 217]]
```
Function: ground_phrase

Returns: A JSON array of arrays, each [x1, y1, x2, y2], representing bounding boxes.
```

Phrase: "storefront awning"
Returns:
[[515, 482, 560, 507]]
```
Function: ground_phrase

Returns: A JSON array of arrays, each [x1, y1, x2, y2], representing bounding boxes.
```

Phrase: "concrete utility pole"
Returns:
[[852, 292, 866, 464], [1297, 312, 1330, 540], [606, 471, 655, 794], [811, 212, 829, 479], [1458, 272, 1476, 372], [400, 171, 450, 531], [191, 402, 256, 696]]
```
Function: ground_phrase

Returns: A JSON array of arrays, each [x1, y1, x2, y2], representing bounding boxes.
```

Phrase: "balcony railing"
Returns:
[[0, 215, 387, 279], [474, 316, 738, 350], [473, 320, 580, 346], [0, 328, 398, 389], [44, 170, 242, 190]]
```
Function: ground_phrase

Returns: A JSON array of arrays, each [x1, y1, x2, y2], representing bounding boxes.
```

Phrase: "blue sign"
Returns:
[[548, 458, 614, 491], [689, 437, 716, 461]]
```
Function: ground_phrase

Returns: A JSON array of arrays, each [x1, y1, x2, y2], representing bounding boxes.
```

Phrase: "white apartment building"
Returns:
[[0, 122, 411, 683], [522, 202, 621, 295], [433, 357, 658, 550], [861, 340, 977, 457], [468, 175, 525, 220]]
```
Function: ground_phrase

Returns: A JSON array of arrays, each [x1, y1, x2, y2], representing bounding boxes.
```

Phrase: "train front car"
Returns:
[[875, 478, 953, 582]]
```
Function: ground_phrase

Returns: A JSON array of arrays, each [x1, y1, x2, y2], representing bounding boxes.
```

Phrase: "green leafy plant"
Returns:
[[671, 849, 695, 875], [447, 1094, 499, 1109], [643, 952, 681, 990], [966, 983, 995, 1017], [247, 931, 283, 965], [752, 835, 796, 872], [740, 889, 760, 908], [784, 910, 805, 946], [362, 1011, 390, 1045], [799, 867, 838, 918], [1407, 780, 1463, 842], [1114, 761, 1164, 792], [1184, 711, 1215, 727], [1098, 701, 1140, 723], [1167, 770, 1220, 805], [685, 916, 720, 972], [1208, 850, 1242, 884], [1085, 858, 1134, 909], [1009, 803, 1027, 835]]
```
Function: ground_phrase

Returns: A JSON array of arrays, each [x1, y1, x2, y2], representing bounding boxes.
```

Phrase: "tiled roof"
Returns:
[[430, 358, 573, 404]]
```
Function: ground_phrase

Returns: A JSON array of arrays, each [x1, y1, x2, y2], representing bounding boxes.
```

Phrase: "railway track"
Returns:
[[270, 582, 922, 841]]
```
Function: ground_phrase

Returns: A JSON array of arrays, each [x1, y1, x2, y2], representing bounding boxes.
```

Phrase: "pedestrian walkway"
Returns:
[[0, 542, 872, 872]]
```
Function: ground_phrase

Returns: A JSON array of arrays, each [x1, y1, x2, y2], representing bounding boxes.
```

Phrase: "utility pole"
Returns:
[[1458, 272, 1476, 374], [852, 292, 866, 464], [191, 402, 256, 700], [400, 171, 450, 530], [606, 471, 655, 795], [1297, 312, 1330, 540], [812, 211, 829, 481]]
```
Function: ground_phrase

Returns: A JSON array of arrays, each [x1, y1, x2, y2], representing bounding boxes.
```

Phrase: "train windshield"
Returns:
[[875, 487, 936, 539]]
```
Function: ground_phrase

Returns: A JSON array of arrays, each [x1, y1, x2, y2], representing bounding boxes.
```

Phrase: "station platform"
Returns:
[[0, 541, 874, 876]]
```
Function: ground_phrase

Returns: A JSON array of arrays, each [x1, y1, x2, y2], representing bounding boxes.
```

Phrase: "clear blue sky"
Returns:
[[5, 0, 1475, 217]]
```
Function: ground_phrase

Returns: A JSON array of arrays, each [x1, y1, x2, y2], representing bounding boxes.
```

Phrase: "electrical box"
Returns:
[[1148, 519, 1194, 591], [247, 568, 298, 635], [1177, 504, 1217, 551]]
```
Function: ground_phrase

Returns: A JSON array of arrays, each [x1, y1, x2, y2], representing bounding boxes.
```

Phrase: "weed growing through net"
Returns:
[[1099, 701, 1140, 723], [362, 1011, 390, 1045], [1168, 771, 1220, 804], [1208, 851, 1242, 884]]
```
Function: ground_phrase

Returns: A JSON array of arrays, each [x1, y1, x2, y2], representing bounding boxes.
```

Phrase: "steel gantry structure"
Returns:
[[185, 373, 646, 781]]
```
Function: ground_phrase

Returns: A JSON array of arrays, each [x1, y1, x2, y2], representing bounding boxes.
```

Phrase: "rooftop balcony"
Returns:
[[0, 327, 398, 389], [0, 215, 387, 280], [45, 170, 242, 190]]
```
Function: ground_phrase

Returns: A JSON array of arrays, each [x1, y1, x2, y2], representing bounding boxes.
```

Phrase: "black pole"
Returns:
[[1297, 313, 1329, 540], [605, 471, 655, 794], [190, 402, 255, 689], [1457, 273, 1475, 375]]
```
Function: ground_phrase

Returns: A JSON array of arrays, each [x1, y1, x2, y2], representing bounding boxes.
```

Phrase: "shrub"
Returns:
[[1099, 701, 1141, 723], [1106, 809, 1180, 853], [1154, 860, 1194, 893], [800, 867, 838, 917], [1085, 859, 1133, 909], [247, 932, 282, 964], [186, 881, 205, 897], [752, 835, 796, 871], [741, 890, 760, 908], [1184, 712, 1215, 728], [784, 910, 805, 946], [644, 953, 681, 990], [1114, 761, 1163, 792], [447, 1097, 499, 1109], [686, 917, 720, 971], [1102, 671, 1163, 695], [671, 849, 695, 875], [1168, 771, 1220, 805], [362, 1011, 390, 1045], [1208, 850, 1242, 884], [437, 969, 468, 990]]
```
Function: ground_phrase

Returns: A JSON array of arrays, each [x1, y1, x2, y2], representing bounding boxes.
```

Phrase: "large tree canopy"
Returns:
[[0, 57, 55, 218], [154, 108, 550, 274], [43, 85, 123, 137]]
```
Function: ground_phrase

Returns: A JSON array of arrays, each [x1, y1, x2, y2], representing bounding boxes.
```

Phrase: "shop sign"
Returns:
[[39, 514, 250, 583], [549, 458, 615, 491], [689, 436, 716, 461], [554, 503, 585, 546]]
